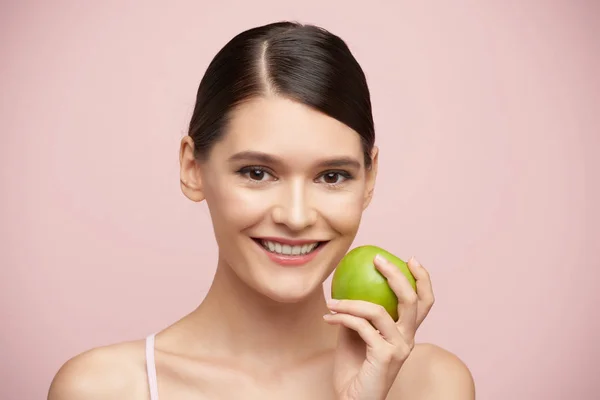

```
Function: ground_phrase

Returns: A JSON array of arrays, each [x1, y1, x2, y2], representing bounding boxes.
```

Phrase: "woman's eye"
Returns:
[[319, 172, 348, 185], [248, 169, 267, 181], [238, 167, 274, 182]]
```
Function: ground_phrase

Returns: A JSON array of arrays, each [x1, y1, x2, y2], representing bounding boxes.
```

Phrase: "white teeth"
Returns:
[[260, 240, 320, 256]]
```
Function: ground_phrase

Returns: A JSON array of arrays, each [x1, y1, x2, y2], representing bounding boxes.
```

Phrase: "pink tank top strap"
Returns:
[[145, 334, 159, 400]]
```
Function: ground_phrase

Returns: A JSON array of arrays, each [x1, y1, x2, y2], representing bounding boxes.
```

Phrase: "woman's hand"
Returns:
[[324, 255, 435, 400]]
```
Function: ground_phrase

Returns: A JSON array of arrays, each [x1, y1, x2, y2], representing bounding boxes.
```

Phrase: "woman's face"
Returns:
[[180, 96, 378, 302]]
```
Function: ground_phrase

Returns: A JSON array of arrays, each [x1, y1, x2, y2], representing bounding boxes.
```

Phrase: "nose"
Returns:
[[271, 180, 317, 231]]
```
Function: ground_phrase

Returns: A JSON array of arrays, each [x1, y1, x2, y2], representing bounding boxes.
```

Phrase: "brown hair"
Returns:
[[188, 21, 375, 167]]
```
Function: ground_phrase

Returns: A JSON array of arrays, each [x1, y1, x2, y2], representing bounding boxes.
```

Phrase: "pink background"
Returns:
[[1, 1, 598, 399]]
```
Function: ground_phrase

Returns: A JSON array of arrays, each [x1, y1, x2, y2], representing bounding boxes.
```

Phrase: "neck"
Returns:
[[183, 258, 337, 364]]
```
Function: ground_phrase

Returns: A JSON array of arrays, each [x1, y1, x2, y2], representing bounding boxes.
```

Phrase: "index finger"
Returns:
[[407, 257, 435, 307], [374, 254, 418, 330]]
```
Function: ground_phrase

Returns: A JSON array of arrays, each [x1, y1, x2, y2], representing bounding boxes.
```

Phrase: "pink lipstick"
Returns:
[[252, 237, 327, 266]]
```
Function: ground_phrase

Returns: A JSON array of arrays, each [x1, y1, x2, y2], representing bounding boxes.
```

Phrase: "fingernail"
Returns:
[[327, 299, 339, 307], [375, 254, 386, 264], [410, 256, 421, 267]]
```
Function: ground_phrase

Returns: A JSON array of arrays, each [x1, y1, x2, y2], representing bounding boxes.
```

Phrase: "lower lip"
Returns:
[[254, 240, 326, 266]]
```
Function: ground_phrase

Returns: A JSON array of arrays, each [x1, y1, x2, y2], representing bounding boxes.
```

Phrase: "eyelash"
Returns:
[[236, 166, 354, 187]]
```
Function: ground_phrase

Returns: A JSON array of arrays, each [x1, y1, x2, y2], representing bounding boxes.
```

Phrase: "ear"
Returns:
[[179, 136, 205, 202], [363, 146, 379, 210]]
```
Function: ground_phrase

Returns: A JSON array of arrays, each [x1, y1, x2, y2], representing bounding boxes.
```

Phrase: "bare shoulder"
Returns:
[[48, 340, 149, 400], [389, 343, 476, 400]]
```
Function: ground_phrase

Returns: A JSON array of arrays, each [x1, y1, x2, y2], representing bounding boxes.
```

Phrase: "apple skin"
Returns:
[[331, 245, 417, 322]]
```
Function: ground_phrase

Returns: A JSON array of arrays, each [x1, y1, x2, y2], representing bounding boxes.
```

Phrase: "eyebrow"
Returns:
[[227, 151, 362, 170]]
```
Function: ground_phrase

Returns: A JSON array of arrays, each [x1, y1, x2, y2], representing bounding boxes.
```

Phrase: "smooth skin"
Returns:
[[328, 254, 436, 399], [48, 96, 475, 400]]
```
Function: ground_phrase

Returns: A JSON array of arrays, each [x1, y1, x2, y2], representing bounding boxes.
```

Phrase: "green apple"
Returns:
[[331, 245, 417, 321]]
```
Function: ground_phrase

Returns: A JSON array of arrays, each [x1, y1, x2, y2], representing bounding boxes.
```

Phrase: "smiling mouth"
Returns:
[[251, 238, 328, 256], [253, 239, 325, 256]]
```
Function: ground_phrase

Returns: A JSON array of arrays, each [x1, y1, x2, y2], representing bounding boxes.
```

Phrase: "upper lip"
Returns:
[[254, 237, 327, 245]]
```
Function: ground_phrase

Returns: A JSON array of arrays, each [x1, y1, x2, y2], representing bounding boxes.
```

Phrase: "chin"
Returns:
[[251, 269, 327, 304], [260, 285, 321, 304]]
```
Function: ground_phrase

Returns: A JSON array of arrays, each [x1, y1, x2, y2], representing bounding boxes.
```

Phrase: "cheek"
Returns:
[[315, 189, 365, 235], [205, 182, 269, 231]]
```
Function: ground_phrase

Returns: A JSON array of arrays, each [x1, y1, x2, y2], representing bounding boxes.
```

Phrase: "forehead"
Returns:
[[213, 96, 364, 164]]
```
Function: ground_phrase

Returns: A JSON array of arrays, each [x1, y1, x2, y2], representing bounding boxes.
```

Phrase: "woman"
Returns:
[[48, 21, 475, 400]]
